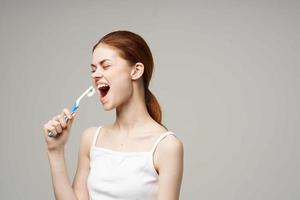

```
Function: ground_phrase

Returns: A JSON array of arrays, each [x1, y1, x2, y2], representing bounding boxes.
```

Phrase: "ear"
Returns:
[[130, 62, 144, 80]]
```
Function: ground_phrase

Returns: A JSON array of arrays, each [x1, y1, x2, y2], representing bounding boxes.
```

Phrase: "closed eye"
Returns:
[[90, 66, 96, 73], [90, 65, 111, 73]]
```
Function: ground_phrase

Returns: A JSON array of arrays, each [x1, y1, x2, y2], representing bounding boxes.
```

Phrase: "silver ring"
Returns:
[[48, 132, 54, 137]]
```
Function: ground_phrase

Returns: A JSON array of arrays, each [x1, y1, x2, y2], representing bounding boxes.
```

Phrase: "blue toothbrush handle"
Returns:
[[70, 102, 79, 113], [48, 103, 79, 138]]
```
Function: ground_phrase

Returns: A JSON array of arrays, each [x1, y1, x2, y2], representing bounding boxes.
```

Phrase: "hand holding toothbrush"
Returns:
[[43, 86, 95, 151]]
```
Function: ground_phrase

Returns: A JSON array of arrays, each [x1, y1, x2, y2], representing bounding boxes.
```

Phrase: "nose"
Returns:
[[91, 67, 104, 78]]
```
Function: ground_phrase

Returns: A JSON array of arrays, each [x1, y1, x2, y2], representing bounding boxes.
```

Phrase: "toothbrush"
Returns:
[[48, 85, 96, 138]]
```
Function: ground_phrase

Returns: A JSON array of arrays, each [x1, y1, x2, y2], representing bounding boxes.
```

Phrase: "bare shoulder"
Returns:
[[154, 133, 184, 174], [157, 133, 184, 155], [79, 126, 99, 155], [81, 126, 99, 141], [154, 133, 184, 199]]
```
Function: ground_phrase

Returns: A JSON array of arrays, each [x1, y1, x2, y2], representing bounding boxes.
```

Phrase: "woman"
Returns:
[[43, 30, 184, 200]]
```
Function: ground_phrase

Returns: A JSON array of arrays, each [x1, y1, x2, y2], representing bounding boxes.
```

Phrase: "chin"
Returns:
[[103, 107, 114, 111], [102, 103, 115, 111]]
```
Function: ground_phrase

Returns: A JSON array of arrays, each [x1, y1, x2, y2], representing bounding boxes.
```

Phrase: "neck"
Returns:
[[113, 86, 155, 135]]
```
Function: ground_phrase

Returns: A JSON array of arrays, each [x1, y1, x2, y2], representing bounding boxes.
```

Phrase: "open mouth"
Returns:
[[98, 83, 110, 98]]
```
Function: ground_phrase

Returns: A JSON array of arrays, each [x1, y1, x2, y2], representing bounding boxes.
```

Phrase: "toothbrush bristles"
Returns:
[[87, 87, 95, 97]]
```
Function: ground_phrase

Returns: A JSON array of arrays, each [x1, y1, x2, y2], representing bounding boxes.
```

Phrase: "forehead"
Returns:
[[92, 44, 120, 63]]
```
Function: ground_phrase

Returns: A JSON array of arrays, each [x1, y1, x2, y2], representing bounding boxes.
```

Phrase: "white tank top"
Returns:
[[87, 126, 177, 200]]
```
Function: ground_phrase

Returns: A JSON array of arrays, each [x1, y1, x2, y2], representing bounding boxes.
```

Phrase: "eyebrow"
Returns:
[[90, 59, 111, 67]]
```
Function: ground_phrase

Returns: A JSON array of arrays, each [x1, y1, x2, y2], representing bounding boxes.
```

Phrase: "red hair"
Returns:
[[92, 30, 167, 129]]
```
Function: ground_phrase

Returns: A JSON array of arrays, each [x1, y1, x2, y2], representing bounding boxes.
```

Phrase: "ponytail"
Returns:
[[145, 88, 168, 130]]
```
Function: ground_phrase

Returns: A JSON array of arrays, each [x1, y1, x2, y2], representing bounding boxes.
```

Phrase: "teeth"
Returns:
[[97, 83, 109, 89]]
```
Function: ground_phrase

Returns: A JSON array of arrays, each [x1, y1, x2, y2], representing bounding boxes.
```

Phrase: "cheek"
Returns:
[[113, 74, 132, 97]]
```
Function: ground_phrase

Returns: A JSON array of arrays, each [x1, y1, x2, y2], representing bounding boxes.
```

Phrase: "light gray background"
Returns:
[[0, 0, 299, 199]]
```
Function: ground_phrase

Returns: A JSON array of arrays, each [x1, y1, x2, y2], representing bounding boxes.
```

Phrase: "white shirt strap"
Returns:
[[92, 126, 102, 147], [89, 126, 102, 159], [150, 132, 176, 154]]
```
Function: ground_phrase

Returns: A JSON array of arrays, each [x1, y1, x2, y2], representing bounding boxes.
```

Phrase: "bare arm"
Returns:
[[156, 135, 184, 200], [72, 127, 97, 199], [47, 149, 78, 200], [45, 118, 96, 200]]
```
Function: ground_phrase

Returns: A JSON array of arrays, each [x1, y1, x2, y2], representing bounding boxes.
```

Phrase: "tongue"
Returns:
[[100, 90, 106, 97], [100, 88, 109, 97]]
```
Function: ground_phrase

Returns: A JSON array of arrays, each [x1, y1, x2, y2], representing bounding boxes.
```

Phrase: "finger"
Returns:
[[52, 115, 61, 122], [51, 120, 62, 134], [67, 112, 76, 129], [44, 120, 54, 132], [63, 108, 72, 119], [58, 113, 67, 129], [45, 124, 57, 137]]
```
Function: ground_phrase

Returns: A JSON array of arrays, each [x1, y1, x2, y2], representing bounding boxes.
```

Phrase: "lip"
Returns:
[[97, 81, 110, 87]]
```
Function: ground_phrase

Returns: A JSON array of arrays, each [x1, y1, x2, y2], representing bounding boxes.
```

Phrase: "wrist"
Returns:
[[47, 148, 65, 156]]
